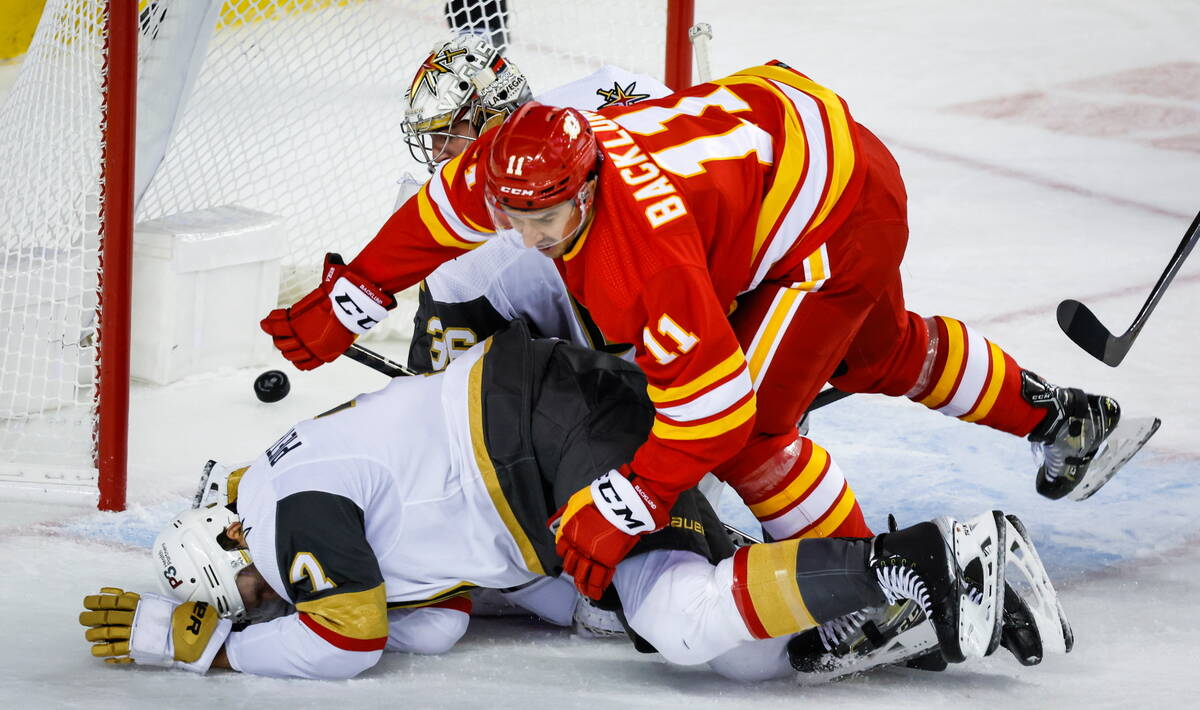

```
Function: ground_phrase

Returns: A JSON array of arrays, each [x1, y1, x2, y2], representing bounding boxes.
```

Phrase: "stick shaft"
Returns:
[[1124, 208, 1200, 338], [343, 343, 415, 378]]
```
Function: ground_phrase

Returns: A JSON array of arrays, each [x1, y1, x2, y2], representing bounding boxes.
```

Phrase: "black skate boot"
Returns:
[[787, 601, 937, 679], [1022, 371, 1122, 500], [869, 512, 1005, 664]]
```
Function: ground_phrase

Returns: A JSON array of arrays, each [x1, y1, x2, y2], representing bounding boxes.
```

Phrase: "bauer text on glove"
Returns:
[[80, 587, 232, 673]]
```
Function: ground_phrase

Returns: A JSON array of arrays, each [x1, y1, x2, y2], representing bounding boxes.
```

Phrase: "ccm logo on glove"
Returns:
[[329, 275, 390, 335], [591, 471, 657, 534]]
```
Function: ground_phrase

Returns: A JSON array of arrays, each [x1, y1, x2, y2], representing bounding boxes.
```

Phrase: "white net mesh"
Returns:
[[137, 0, 672, 307], [0, 0, 673, 494], [0, 0, 105, 487]]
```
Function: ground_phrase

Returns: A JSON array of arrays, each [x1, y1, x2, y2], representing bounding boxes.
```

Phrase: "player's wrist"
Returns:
[[589, 469, 672, 535], [321, 253, 396, 336]]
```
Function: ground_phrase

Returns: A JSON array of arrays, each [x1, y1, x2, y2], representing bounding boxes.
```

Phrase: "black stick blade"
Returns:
[[1056, 299, 1130, 367]]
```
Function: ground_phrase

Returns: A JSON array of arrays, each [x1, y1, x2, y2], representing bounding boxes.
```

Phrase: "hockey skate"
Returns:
[[793, 512, 1070, 677], [870, 510, 1005, 664], [572, 595, 628, 639], [997, 514, 1073, 665], [1023, 371, 1160, 501], [191, 459, 250, 509], [787, 601, 939, 682]]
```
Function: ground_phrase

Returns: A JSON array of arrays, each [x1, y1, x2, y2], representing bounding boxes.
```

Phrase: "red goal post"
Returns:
[[0, 0, 696, 511]]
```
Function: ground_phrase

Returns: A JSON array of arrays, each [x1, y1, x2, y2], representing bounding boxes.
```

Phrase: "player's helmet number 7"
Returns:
[[485, 102, 602, 252]]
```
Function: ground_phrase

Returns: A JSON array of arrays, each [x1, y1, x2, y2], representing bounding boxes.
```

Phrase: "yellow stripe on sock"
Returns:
[[743, 540, 817, 637]]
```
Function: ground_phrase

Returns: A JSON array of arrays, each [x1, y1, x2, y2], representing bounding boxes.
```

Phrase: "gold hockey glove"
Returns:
[[80, 587, 232, 672]]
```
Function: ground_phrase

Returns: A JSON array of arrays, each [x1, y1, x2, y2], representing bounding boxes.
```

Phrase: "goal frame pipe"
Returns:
[[664, 0, 695, 90], [96, 0, 137, 512]]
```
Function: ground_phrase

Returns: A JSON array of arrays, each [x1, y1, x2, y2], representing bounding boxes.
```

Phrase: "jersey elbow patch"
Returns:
[[296, 584, 389, 652]]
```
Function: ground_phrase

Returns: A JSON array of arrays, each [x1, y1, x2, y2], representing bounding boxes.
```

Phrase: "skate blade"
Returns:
[[935, 510, 1007, 661], [1067, 416, 1161, 501], [1003, 514, 1072, 656], [795, 621, 938, 685]]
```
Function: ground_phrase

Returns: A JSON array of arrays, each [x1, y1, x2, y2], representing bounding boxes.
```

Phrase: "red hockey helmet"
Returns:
[[485, 102, 600, 211]]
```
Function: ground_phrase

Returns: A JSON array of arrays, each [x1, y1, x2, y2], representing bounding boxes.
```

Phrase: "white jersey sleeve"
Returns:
[[385, 605, 471, 655], [423, 239, 608, 354]]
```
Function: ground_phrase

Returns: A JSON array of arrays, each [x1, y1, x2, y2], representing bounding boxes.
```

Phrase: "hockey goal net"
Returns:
[[0, 0, 694, 510]]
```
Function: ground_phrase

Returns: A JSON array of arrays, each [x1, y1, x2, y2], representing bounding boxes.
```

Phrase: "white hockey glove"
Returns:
[[80, 587, 232, 673]]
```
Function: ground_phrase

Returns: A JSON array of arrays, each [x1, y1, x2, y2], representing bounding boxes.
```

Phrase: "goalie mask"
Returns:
[[152, 505, 253, 621], [403, 35, 532, 171]]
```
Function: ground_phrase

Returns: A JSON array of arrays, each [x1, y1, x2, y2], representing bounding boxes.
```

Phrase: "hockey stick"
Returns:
[[1056, 208, 1200, 366], [688, 22, 713, 83], [343, 342, 417, 377]]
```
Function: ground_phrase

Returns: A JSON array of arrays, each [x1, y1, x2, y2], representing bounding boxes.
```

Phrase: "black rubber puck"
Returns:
[[254, 370, 290, 403]]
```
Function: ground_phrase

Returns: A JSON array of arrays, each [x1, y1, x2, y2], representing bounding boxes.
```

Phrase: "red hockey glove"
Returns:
[[260, 253, 396, 371], [554, 469, 674, 600]]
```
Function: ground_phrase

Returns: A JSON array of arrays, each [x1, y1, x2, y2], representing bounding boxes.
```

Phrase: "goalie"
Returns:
[[79, 324, 1041, 681]]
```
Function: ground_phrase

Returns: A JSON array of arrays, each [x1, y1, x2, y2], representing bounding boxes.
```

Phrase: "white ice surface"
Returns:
[[3, 0, 1200, 706]]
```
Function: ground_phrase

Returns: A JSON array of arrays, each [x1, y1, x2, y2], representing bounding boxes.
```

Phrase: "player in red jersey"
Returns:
[[261, 61, 1139, 600]]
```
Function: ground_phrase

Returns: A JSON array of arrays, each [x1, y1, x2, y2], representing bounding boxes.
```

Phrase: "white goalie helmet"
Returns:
[[152, 505, 253, 621], [402, 34, 532, 171]]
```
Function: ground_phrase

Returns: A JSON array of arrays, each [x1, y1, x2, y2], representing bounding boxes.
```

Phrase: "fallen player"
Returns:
[[78, 323, 1040, 681]]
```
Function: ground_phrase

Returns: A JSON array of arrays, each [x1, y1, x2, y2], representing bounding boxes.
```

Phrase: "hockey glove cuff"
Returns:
[[260, 253, 396, 371], [553, 470, 674, 600], [80, 588, 233, 673]]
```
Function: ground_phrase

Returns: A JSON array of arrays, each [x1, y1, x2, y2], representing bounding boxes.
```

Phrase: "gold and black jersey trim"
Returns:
[[567, 293, 634, 358], [385, 582, 477, 610], [468, 334, 551, 577]]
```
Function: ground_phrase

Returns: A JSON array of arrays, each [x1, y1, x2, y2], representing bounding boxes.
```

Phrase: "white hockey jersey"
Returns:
[[223, 345, 542, 679]]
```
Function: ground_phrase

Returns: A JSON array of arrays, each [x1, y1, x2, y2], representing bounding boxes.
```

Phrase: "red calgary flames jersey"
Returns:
[[354, 62, 866, 496]]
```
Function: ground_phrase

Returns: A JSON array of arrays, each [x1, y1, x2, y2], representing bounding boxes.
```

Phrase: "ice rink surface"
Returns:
[[3, 1, 1199, 706]]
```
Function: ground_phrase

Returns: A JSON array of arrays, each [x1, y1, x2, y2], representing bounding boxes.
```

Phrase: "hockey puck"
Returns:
[[253, 370, 290, 403]]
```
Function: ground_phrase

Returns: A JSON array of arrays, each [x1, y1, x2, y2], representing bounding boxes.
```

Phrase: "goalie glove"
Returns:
[[260, 253, 396, 371], [553, 469, 673, 600], [80, 587, 232, 673]]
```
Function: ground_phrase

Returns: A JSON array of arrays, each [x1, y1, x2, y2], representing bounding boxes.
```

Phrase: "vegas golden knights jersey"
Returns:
[[224, 321, 728, 678]]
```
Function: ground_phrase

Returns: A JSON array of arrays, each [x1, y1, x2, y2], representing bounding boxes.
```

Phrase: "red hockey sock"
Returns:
[[721, 435, 873, 541], [908, 316, 1046, 437]]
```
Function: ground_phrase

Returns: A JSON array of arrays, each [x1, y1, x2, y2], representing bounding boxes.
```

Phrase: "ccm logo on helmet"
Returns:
[[500, 186, 535, 196], [581, 110, 687, 229]]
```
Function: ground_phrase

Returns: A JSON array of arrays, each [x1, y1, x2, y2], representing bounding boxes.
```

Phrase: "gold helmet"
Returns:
[[402, 35, 532, 171]]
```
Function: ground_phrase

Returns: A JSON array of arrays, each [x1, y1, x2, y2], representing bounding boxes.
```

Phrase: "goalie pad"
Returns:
[[1067, 415, 1160, 501]]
